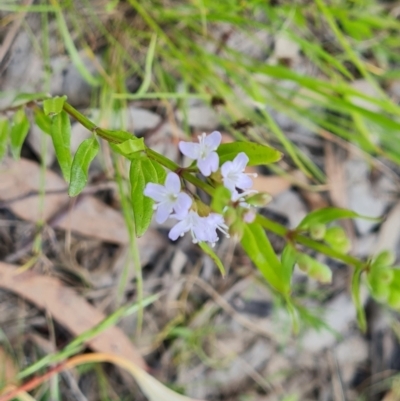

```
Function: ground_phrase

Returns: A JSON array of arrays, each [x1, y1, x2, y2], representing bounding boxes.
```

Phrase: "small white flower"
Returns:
[[221, 152, 257, 192], [204, 213, 230, 246], [168, 210, 207, 243], [179, 131, 221, 176], [144, 172, 192, 224], [168, 210, 229, 246]]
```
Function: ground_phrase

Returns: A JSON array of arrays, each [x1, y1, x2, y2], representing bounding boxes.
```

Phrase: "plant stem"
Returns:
[[63, 101, 364, 270], [256, 215, 364, 269]]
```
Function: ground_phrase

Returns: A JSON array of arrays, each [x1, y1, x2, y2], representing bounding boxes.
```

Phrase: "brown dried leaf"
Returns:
[[0, 158, 166, 251], [0, 261, 147, 370]]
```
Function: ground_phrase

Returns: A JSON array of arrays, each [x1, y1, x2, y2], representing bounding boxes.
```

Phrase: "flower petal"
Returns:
[[164, 172, 181, 194], [221, 160, 233, 178], [222, 175, 237, 192], [236, 174, 253, 190], [174, 193, 192, 218], [168, 220, 190, 241], [179, 141, 201, 159], [144, 183, 167, 202], [204, 131, 221, 150], [233, 152, 249, 170], [155, 201, 172, 224], [197, 157, 212, 176], [206, 151, 219, 173]]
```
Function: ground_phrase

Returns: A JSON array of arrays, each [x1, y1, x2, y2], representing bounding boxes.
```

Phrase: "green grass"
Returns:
[[23, 0, 399, 176]]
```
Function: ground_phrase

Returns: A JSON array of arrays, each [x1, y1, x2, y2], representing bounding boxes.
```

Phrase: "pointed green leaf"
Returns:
[[198, 242, 226, 276], [68, 137, 99, 196], [51, 110, 73, 182], [351, 268, 367, 333], [298, 207, 380, 230], [10, 108, 30, 160], [43, 96, 67, 116], [241, 223, 289, 294], [34, 107, 52, 135], [111, 137, 145, 159], [0, 118, 9, 161], [217, 142, 282, 166], [130, 157, 166, 237], [11, 92, 49, 108], [150, 159, 166, 183], [281, 244, 297, 287]]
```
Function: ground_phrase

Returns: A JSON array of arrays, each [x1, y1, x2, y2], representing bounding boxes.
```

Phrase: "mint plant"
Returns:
[[1, 93, 398, 332]]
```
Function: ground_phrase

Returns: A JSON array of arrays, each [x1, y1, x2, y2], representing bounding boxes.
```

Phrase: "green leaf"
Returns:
[[43, 96, 67, 116], [150, 159, 166, 183], [198, 242, 226, 276], [111, 137, 145, 159], [51, 110, 73, 182], [281, 244, 297, 287], [34, 108, 52, 135], [211, 186, 231, 213], [11, 92, 49, 107], [241, 223, 289, 294], [68, 137, 99, 197], [10, 108, 30, 160], [351, 268, 367, 333], [0, 118, 9, 161], [130, 157, 165, 237], [101, 129, 134, 143], [217, 142, 282, 166], [298, 207, 380, 230]]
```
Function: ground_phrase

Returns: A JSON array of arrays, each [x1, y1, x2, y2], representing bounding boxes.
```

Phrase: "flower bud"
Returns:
[[388, 289, 400, 310], [367, 266, 394, 288], [246, 192, 272, 207], [297, 254, 332, 283], [309, 223, 326, 241], [324, 226, 351, 253], [223, 207, 237, 226], [373, 250, 395, 268], [210, 170, 223, 183], [297, 253, 312, 273], [367, 268, 392, 302], [229, 219, 245, 240], [308, 261, 332, 284], [369, 280, 390, 302], [243, 210, 256, 223], [378, 268, 394, 284], [194, 199, 211, 217]]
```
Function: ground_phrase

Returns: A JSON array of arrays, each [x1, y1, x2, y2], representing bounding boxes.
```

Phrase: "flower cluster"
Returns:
[[144, 131, 261, 246]]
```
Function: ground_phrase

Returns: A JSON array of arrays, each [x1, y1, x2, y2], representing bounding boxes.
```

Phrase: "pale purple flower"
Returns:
[[204, 213, 230, 246], [144, 172, 192, 224], [168, 210, 229, 246], [179, 131, 221, 176], [221, 152, 257, 192], [168, 210, 207, 243]]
